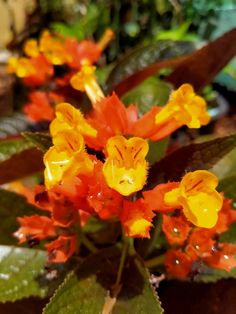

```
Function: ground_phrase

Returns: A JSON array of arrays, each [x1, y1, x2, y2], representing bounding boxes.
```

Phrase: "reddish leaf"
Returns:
[[0, 148, 44, 184], [113, 28, 236, 96]]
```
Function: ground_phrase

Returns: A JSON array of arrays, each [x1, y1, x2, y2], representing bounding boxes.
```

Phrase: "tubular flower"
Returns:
[[103, 135, 149, 196], [121, 199, 154, 238], [14, 215, 56, 244], [24, 39, 40, 58], [7, 57, 36, 77], [70, 63, 104, 105], [131, 84, 210, 141], [44, 129, 94, 189], [164, 170, 223, 228], [50, 102, 97, 139], [204, 243, 236, 271], [46, 235, 77, 263]]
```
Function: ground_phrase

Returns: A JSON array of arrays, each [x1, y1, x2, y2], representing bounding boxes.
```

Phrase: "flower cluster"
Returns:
[[8, 29, 114, 122], [13, 63, 231, 277]]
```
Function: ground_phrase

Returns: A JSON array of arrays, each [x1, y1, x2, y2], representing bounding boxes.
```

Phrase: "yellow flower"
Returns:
[[70, 63, 104, 105], [24, 39, 40, 58], [44, 130, 93, 188], [39, 31, 71, 65], [7, 57, 35, 77], [155, 84, 210, 128], [103, 136, 149, 196], [164, 170, 223, 228], [50, 102, 97, 139]]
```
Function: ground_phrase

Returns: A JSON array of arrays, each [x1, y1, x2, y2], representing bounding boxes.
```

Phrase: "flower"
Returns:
[[50, 102, 97, 139], [70, 63, 105, 104], [44, 129, 94, 188], [164, 170, 223, 228], [131, 84, 210, 141], [186, 228, 215, 259], [165, 249, 193, 278], [103, 135, 149, 196], [46, 235, 77, 263], [120, 199, 154, 238], [14, 215, 56, 244], [162, 215, 191, 246], [204, 243, 236, 271], [23, 91, 55, 122]]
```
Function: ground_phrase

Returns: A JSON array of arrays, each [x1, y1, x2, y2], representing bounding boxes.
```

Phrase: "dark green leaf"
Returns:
[[196, 266, 236, 283], [43, 247, 163, 314], [219, 222, 236, 244], [147, 133, 236, 188], [0, 189, 43, 244], [107, 41, 195, 94], [218, 174, 236, 200], [147, 139, 169, 165], [0, 138, 33, 162], [23, 132, 52, 152], [0, 245, 72, 302]]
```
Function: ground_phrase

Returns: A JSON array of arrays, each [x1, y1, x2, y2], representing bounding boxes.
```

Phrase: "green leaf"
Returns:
[[219, 222, 236, 243], [122, 77, 172, 114], [212, 148, 236, 180], [43, 247, 163, 314], [0, 189, 43, 245], [218, 174, 236, 200], [0, 138, 33, 162], [0, 245, 72, 302], [23, 132, 52, 152], [196, 266, 236, 283], [147, 133, 236, 187], [147, 139, 169, 164], [107, 40, 195, 93]]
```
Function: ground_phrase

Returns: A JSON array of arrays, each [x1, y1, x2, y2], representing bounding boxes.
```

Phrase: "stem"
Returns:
[[115, 239, 129, 287], [145, 214, 163, 257], [81, 234, 98, 253], [144, 254, 165, 269]]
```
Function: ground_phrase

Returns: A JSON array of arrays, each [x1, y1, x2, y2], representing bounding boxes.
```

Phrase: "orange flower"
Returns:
[[204, 243, 236, 271], [86, 93, 136, 149], [186, 228, 215, 259], [143, 182, 180, 213], [164, 170, 223, 228], [131, 84, 210, 141], [46, 235, 76, 263], [103, 135, 149, 196], [14, 215, 56, 244], [165, 249, 194, 278], [52, 202, 79, 228], [212, 198, 236, 234], [162, 215, 191, 246], [23, 91, 55, 122], [86, 161, 123, 220], [24, 39, 40, 58], [120, 199, 154, 238]]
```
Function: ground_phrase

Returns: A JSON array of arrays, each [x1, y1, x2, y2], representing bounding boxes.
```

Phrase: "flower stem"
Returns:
[[81, 234, 98, 253], [115, 238, 129, 287], [144, 254, 165, 268]]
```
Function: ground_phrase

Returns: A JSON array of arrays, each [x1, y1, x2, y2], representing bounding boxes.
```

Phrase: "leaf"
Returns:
[[219, 222, 236, 244], [23, 132, 52, 152], [107, 41, 195, 95], [0, 245, 72, 302], [0, 138, 33, 162], [147, 133, 236, 188], [122, 77, 172, 114], [43, 247, 163, 314], [166, 28, 236, 91], [112, 28, 236, 96], [218, 174, 236, 200], [0, 113, 29, 140], [147, 139, 169, 165], [0, 189, 43, 245], [196, 266, 236, 283], [0, 147, 44, 185], [212, 148, 236, 180]]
